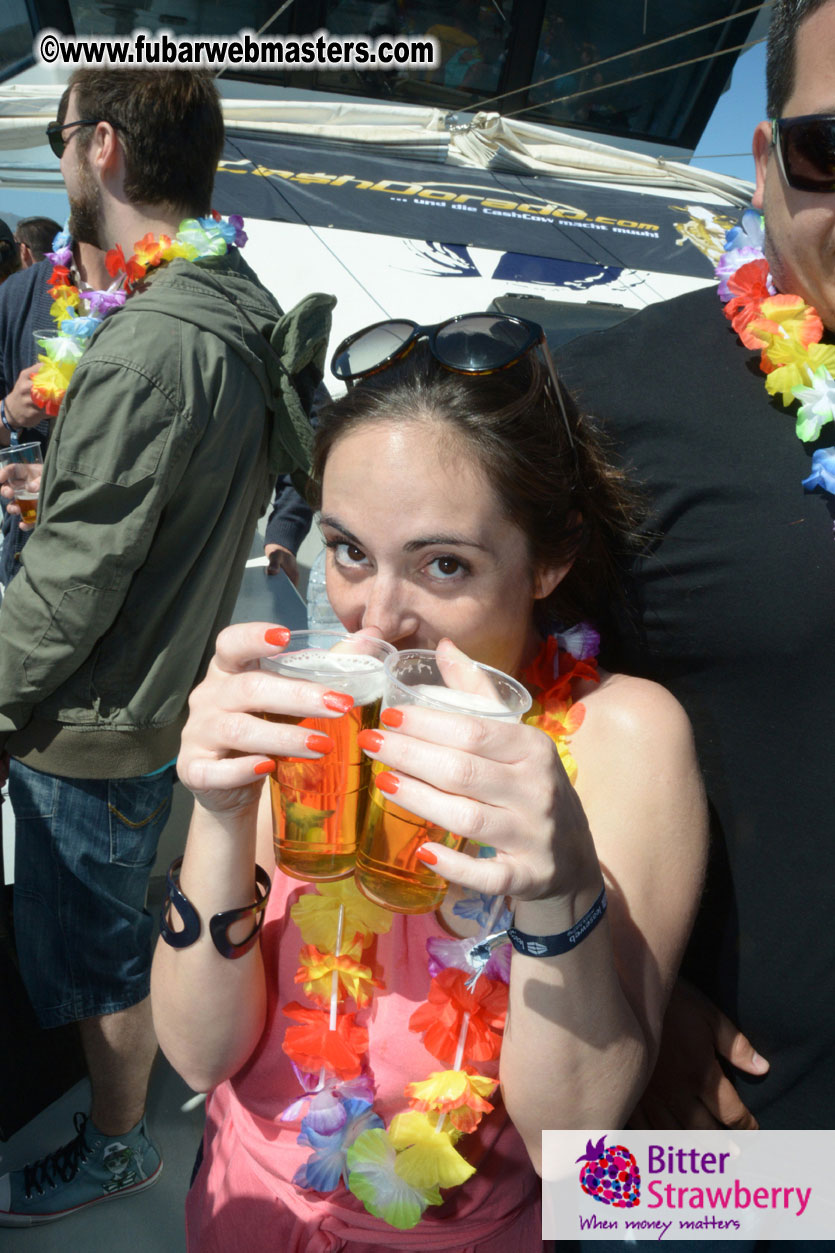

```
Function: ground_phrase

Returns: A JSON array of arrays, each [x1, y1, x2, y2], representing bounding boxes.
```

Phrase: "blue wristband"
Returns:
[[507, 885, 608, 957], [0, 397, 12, 433]]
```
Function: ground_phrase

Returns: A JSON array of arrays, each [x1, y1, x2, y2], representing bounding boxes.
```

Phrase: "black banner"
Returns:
[[215, 133, 743, 280]]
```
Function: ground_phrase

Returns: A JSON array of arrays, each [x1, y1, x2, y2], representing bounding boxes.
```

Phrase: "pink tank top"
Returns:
[[185, 640, 597, 1250], [186, 873, 542, 1251]]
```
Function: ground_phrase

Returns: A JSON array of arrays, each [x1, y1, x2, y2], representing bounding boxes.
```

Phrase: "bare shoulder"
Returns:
[[573, 668, 696, 763], [569, 667, 705, 867]]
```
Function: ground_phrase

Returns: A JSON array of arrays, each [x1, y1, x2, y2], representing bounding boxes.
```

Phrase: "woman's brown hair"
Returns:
[[311, 344, 641, 630]]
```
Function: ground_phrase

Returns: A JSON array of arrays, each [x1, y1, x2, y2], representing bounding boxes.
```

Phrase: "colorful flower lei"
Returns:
[[717, 208, 835, 497], [281, 634, 598, 1229], [31, 212, 247, 418], [31, 225, 126, 417]]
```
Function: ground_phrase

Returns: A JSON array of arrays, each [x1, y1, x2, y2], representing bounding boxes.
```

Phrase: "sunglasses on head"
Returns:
[[331, 312, 557, 381], [331, 311, 578, 457], [772, 113, 835, 192], [46, 118, 104, 159]]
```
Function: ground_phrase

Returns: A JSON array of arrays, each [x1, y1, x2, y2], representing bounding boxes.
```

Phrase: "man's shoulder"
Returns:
[[1, 257, 50, 292], [136, 250, 278, 314], [0, 260, 52, 386], [559, 285, 719, 373], [0, 258, 50, 312], [558, 284, 750, 429], [104, 252, 282, 356], [66, 252, 279, 421]]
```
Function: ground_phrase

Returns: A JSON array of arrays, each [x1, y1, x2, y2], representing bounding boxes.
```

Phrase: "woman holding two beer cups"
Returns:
[[152, 314, 707, 1250]]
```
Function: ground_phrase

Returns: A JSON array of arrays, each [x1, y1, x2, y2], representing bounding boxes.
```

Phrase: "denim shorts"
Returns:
[[9, 759, 176, 1028]]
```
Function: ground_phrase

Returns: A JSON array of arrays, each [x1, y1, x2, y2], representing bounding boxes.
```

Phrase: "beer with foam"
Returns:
[[261, 637, 393, 881]]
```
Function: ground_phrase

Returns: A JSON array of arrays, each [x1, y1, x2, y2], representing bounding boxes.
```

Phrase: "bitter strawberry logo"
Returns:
[[577, 1136, 641, 1208]]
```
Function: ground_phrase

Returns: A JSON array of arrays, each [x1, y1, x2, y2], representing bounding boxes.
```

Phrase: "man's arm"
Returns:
[[262, 378, 327, 582], [264, 475, 313, 584]]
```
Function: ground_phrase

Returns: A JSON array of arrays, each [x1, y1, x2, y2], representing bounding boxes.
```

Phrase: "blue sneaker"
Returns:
[[0, 1112, 162, 1226]]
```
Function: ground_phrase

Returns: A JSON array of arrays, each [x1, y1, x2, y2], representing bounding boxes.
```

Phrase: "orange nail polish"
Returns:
[[264, 626, 290, 646], [357, 729, 384, 753], [380, 708, 403, 728], [323, 690, 354, 714], [306, 733, 333, 754], [253, 760, 274, 775], [415, 845, 437, 865], [375, 770, 399, 795]]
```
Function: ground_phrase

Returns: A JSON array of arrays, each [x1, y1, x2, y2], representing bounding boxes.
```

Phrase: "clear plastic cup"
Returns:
[[0, 442, 43, 523], [260, 631, 396, 881], [356, 649, 531, 913]]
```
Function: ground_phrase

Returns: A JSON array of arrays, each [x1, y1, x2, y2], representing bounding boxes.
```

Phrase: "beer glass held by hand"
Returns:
[[0, 441, 43, 530], [260, 631, 395, 882], [356, 647, 531, 914]]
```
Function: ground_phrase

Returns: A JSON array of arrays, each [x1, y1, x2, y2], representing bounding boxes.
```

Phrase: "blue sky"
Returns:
[[692, 41, 767, 185]]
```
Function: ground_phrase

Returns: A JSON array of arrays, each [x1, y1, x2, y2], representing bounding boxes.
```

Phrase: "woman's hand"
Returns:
[[177, 621, 358, 815], [629, 978, 769, 1130], [358, 641, 599, 904]]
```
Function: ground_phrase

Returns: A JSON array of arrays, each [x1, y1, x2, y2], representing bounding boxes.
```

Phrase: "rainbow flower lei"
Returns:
[[280, 633, 599, 1230], [31, 212, 247, 417], [716, 208, 835, 496]]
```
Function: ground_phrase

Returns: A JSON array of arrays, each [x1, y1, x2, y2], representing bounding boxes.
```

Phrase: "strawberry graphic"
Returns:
[[576, 1135, 641, 1208]]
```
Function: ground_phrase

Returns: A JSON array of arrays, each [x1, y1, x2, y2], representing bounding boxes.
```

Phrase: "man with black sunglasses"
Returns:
[[46, 117, 103, 159], [558, 0, 835, 1169], [753, 9, 835, 332]]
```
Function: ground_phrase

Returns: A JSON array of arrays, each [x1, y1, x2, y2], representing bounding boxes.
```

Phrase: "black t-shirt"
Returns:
[[558, 285, 835, 1129]]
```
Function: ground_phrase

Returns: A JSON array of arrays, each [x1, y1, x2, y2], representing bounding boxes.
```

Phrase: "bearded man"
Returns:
[[0, 69, 331, 1225]]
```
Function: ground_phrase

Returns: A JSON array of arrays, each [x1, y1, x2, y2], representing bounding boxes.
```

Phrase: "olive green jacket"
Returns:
[[0, 250, 334, 777]]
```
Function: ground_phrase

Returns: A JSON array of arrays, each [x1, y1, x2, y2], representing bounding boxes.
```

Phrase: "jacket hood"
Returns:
[[133, 250, 281, 397], [117, 250, 335, 483]]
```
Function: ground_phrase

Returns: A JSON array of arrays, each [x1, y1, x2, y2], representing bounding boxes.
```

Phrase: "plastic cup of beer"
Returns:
[[0, 442, 43, 525], [14, 489, 38, 525], [260, 631, 396, 882], [356, 649, 532, 914]]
